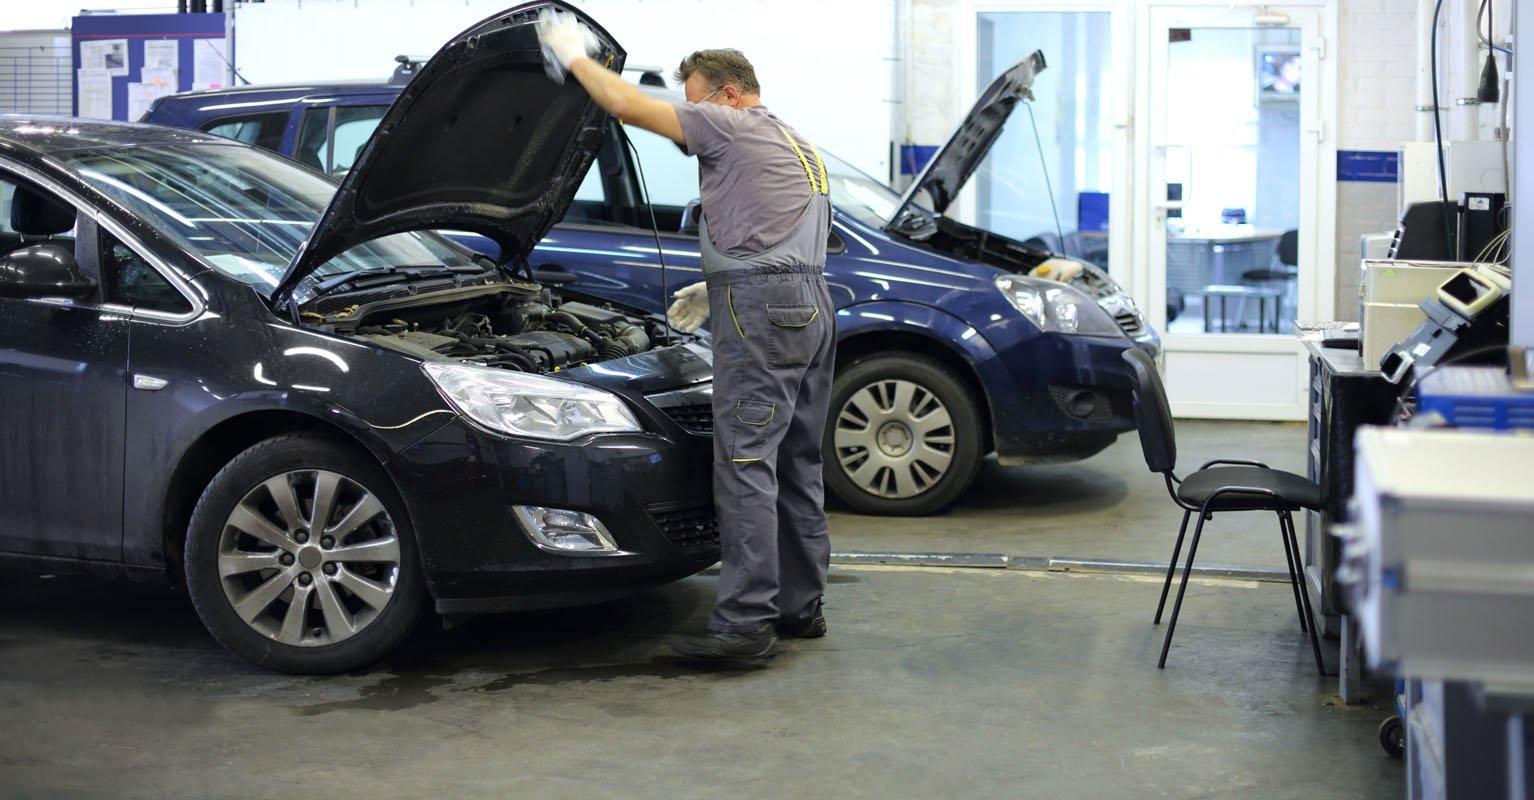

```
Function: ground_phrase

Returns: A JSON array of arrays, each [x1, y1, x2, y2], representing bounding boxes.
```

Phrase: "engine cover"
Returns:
[[500, 330, 595, 369]]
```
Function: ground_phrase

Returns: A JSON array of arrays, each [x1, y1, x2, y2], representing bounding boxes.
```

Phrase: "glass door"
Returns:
[[961, 3, 1129, 282], [1138, 5, 1332, 419]]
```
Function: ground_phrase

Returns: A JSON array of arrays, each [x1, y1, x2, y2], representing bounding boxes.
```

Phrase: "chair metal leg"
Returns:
[[1158, 511, 1208, 669], [1283, 511, 1327, 676], [1277, 511, 1308, 632], [1154, 509, 1192, 625]]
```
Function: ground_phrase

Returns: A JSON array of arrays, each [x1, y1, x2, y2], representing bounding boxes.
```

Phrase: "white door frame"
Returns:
[[1133, 1, 1338, 419], [955, 0, 1136, 289]]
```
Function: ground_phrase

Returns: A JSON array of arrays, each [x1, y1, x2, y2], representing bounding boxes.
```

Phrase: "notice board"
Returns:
[[71, 13, 228, 122]]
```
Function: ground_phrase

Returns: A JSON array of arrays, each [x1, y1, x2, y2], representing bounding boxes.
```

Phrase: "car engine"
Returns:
[[311, 280, 664, 373]]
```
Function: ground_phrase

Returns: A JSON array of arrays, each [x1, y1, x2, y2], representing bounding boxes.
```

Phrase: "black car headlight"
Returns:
[[994, 275, 1124, 337], [423, 362, 641, 440]]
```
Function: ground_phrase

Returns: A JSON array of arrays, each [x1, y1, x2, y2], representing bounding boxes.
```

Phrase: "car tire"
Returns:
[[823, 352, 984, 516], [184, 433, 425, 674]]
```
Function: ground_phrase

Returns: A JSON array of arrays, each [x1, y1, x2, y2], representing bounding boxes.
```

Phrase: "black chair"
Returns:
[[1120, 348, 1326, 674]]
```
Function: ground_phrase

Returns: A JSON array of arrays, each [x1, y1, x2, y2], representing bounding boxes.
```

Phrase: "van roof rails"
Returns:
[[389, 55, 429, 85], [623, 65, 668, 87]]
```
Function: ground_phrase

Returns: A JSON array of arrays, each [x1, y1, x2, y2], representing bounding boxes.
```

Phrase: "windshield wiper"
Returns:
[[312, 263, 485, 295], [888, 206, 939, 239]]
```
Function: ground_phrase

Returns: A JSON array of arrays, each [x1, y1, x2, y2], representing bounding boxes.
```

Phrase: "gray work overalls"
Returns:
[[700, 191, 836, 633]]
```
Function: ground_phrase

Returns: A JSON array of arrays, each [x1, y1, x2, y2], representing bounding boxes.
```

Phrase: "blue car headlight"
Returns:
[[994, 275, 1124, 337]]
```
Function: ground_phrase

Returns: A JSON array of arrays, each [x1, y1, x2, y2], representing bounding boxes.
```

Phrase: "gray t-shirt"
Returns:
[[672, 101, 825, 258]]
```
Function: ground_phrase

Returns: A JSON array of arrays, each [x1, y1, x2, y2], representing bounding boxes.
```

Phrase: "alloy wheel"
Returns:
[[833, 379, 956, 499], [217, 469, 400, 647]]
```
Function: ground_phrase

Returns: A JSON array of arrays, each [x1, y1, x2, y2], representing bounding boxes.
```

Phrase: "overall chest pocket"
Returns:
[[766, 304, 821, 368]]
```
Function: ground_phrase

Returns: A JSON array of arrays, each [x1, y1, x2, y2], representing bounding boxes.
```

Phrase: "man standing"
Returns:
[[539, 13, 835, 661]]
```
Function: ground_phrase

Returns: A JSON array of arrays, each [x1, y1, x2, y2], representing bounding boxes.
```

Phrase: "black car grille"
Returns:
[[661, 403, 713, 434], [648, 504, 720, 554], [1114, 311, 1144, 337]]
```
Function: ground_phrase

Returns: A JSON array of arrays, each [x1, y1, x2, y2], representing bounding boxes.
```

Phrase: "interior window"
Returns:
[[101, 231, 191, 314], [291, 106, 388, 177], [0, 175, 78, 255], [294, 108, 329, 172], [201, 111, 288, 153], [624, 127, 700, 208], [0, 174, 84, 298], [573, 164, 604, 203], [558, 149, 609, 226], [329, 106, 387, 177]]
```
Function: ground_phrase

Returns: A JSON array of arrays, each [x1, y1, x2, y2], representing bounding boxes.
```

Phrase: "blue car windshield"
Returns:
[[817, 149, 907, 230], [61, 143, 475, 293]]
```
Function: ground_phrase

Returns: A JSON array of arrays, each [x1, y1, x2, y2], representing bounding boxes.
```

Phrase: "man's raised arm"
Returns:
[[538, 13, 685, 145]]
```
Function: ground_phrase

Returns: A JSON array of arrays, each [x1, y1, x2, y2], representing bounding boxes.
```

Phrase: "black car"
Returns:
[[0, 4, 719, 673]]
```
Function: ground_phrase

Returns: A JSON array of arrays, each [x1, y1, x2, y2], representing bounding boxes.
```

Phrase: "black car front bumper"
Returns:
[[385, 417, 718, 613]]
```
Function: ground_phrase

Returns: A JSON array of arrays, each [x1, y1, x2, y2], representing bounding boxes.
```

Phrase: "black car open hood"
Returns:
[[884, 51, 1045, 235], [272, 1, 624, 306]]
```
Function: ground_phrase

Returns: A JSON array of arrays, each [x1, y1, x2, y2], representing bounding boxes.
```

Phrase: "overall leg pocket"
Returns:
[[730, 399, 777, 463], [766, 304, 821, 368]]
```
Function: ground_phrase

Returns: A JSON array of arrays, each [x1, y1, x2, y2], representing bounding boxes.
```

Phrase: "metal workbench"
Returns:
[[1297, 327, 1399, 703]]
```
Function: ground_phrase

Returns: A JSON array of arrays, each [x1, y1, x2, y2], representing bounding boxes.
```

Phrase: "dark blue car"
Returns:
[[144, 55, 1160, 516]]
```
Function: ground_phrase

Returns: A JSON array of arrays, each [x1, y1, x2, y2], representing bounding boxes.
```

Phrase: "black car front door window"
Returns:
[[101, 231, 193, 316]]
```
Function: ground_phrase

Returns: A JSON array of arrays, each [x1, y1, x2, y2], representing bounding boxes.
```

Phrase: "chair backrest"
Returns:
[[1121, 347, 1176, 473], [1277, 229, 1299, 267]]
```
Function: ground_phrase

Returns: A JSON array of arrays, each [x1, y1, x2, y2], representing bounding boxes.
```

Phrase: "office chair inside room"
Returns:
[[1242, 228, 1300, 319], [1120, 348, 1326, 675]]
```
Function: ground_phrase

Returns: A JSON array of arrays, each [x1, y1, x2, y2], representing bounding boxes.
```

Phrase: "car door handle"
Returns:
[[133, 374, 168, 391]]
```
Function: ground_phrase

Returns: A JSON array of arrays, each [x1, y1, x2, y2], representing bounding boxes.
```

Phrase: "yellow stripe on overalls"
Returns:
[[777, 125, 827, 195], [808, 142, 829, 196]]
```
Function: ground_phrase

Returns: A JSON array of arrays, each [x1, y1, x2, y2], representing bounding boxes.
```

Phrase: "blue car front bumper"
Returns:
[[982, 328, 1161, 465]]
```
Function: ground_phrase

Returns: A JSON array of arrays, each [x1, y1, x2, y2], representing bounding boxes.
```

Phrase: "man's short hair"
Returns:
[[673, 49, 761, 95]]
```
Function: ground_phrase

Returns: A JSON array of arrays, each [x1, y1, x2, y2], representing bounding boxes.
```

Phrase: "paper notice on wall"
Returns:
[[143, 39, 180, 78], [192, 38, 229, 91], [126, 69, 177, 121], [76, 68, 113, 120], [127, 83, 161, 121], [140, 67, 176, 91], [80, 38, 129, 76]]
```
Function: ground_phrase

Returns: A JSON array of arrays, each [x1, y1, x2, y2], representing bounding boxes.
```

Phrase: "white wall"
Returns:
[[230, 0, 894, 179], [3, 1, 177, 32], [1331, 0, 1420, 319]]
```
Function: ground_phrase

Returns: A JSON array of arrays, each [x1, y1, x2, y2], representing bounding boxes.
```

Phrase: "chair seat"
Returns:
[[1177, 466, 1322, 511]]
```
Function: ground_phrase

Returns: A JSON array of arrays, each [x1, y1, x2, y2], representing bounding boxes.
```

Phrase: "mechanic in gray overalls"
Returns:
[[539, 15, 835, 660]]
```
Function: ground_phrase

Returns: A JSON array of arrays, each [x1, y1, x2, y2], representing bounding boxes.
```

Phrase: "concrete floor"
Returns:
[[0, 421, 1405, 798]]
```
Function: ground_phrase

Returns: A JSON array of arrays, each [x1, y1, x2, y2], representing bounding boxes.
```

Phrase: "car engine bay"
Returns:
[[306, 280, 667, 373]]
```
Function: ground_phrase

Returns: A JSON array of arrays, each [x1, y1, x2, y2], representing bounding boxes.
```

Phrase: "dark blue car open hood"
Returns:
[[886, 51, 1045, 236], [272, 1, 624, 306]]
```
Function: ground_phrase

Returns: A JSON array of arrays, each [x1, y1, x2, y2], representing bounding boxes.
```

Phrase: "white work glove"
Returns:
[[667, 282, 710, 333], [1029, 257, 1085, 284], [534, 7, 599, 84]]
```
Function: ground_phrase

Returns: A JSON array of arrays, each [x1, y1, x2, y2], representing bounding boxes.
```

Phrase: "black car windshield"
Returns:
[[60, 143, 475, 293]]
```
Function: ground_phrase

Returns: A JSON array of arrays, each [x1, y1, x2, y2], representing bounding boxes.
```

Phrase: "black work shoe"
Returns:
[[669, 625, 777, 661], [777, 603, 827, 639]]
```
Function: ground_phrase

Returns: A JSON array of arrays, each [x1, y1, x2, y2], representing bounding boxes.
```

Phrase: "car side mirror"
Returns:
[[679, 199, 703, 236], [0, 243, 97, 300]]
